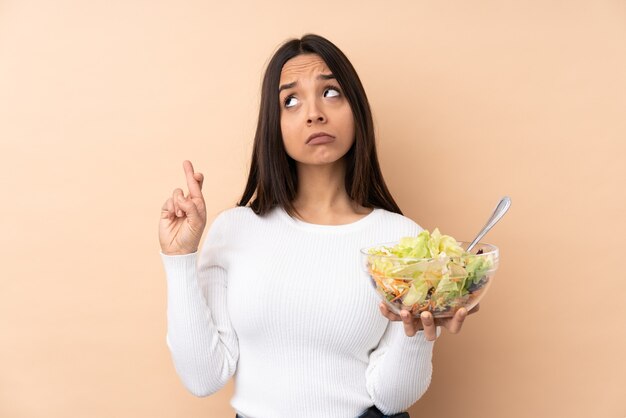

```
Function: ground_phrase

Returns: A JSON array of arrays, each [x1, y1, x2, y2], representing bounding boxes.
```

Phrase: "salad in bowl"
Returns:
[[360, 228, 499, 318]]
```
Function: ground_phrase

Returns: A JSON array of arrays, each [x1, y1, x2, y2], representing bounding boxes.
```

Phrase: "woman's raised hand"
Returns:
[[159, 160, 207, 255]]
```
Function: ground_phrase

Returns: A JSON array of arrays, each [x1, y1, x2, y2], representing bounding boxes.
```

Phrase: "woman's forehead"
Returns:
[[279, 54, 330, 83]]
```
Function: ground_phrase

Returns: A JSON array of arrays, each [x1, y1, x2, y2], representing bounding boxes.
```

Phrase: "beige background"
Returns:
[[1, 1, 624, 417]]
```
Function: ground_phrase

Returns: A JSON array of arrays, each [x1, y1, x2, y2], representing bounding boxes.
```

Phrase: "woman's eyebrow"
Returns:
[[278, 73, 335, 93]]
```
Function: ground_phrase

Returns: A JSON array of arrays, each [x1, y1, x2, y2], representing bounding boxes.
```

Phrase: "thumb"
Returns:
[[177, 195, 200, 223]]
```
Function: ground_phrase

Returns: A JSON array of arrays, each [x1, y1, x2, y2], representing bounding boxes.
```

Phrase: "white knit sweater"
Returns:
[[160, 205, 440, 418]]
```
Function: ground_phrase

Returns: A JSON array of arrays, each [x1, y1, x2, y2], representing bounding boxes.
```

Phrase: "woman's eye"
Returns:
[[284, 96, 298, 108], [324, 87, 340, 98]]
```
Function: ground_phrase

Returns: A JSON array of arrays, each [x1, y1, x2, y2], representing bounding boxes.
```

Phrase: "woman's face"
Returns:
[[278, 53, 355, 167]]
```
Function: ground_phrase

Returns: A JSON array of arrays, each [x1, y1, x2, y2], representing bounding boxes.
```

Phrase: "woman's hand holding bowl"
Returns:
[[379, 303, 480, 341]]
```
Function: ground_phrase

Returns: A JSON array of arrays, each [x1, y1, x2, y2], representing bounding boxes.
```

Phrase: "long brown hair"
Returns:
[[237, 34, 402, 217]]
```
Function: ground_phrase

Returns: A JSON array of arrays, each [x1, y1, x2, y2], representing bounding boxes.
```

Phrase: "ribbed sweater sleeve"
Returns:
[[159, 212, 238, 396], [365, 321, 441, 414]]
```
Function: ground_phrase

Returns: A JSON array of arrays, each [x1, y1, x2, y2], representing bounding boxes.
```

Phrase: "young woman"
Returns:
[[158, 34, 475, 418]]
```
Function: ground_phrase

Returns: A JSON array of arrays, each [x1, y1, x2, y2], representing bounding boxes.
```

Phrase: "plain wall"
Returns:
[[1, 1, 624, 417]]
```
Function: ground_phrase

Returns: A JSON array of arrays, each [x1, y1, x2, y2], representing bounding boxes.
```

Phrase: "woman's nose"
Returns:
[[306, 101, 326, 125]]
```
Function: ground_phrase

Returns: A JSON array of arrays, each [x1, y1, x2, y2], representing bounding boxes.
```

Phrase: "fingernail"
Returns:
[[177, 210, 182, 217]]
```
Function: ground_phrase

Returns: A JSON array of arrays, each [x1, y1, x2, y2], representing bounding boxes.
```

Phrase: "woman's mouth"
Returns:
[[306, 132, 336, 145]]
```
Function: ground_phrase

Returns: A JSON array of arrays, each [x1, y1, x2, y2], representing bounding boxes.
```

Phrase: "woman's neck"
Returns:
[[291, 160, 372, 223]]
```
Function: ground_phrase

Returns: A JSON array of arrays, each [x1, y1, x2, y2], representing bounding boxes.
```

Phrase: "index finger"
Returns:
[[182, 160, 202, 198]]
